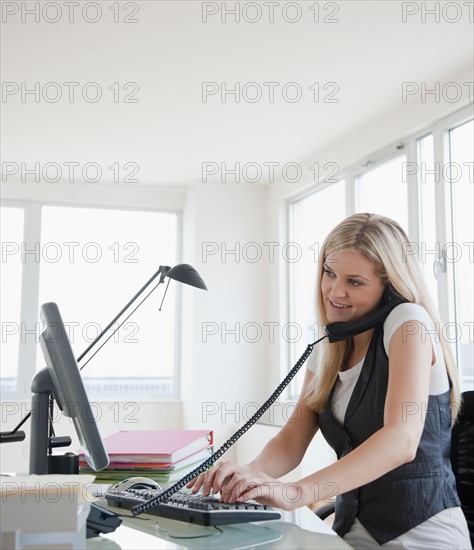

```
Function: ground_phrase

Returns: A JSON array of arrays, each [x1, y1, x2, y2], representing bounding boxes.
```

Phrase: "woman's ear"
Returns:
[[381, 284, 400, 305]]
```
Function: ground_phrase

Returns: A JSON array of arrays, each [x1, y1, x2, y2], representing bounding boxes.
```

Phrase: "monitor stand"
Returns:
[[29, 368, 78, 475]]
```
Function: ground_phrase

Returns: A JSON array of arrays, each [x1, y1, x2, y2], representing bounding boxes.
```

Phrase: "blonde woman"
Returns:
[[188, 213, 471, 549]]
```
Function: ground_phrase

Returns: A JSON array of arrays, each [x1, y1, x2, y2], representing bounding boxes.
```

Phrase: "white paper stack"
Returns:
[[0, 474, 96, 549]]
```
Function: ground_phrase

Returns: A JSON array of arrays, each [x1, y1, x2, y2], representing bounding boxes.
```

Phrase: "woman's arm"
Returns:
[[187, 369, 319, 494], [230, 321, 433, 510], [247, 369, 320, 477]]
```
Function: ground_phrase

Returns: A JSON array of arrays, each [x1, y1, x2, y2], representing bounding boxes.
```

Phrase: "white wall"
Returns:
[[181, 183, 269, 456]]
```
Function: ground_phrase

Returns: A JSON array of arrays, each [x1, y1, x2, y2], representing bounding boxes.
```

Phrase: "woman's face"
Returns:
[[321, 248, 385, 324]]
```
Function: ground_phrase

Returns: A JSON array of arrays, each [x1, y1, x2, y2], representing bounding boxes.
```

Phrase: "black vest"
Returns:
[[318, 322, 460, 544]]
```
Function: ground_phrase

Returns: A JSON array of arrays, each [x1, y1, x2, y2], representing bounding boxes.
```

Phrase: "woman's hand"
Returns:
[[186, 461, 300, 511], [234, 477, 300, 511], [186, 460, 256, 497]]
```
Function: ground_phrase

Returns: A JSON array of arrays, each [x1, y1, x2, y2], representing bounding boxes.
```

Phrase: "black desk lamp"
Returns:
[[164, 263, 208, 289], [0, 263, 207, 449]]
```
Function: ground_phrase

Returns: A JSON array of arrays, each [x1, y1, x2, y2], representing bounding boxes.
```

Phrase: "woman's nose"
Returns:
[[331, 280, 347, 297]]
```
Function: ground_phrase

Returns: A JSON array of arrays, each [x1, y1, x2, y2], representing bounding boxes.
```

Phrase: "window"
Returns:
[[1, 203, 181, 399], [288, 106, 473, 396], [355, 152, 408, 232], [289, 180, 346, 393], [447, 119, 474, 390], [414, 117, 473, 390], [416, 133, 439, 309], [0, 207, 25, 392]]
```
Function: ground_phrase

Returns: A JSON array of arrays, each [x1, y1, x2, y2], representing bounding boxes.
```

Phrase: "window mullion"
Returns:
[[346, 170, 355, 215], [432, 124, 452, 324], [16, 203, 42, 395], [406, 137, 420, 244]]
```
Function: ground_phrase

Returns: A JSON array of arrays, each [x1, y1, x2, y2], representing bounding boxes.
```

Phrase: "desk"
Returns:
[[87, 501, 352, 549]]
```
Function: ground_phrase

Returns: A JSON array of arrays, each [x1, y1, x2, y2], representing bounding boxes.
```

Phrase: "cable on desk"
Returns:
[[155, 522, 223, 540]]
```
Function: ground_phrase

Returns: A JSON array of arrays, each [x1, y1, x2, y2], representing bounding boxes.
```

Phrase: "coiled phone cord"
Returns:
[[132, 334, 327, 516]]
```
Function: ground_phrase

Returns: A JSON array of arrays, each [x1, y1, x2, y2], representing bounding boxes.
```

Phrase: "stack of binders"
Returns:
[[80, 430, 213, 487]]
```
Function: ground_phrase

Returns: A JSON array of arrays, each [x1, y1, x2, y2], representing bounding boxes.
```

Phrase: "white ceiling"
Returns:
[[2, 1, 473, 186]]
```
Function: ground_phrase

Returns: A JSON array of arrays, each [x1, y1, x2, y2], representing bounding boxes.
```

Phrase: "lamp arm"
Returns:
[[77, 265, 170, 364]]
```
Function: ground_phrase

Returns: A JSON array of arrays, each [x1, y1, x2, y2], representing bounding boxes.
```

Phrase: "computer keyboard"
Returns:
[[104, 487, 281, 526]]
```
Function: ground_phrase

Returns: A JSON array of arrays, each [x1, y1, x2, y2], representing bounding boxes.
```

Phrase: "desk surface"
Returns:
[[87, 502, 352, 550]]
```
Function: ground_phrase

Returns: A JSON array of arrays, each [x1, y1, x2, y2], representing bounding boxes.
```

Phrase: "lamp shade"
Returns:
[[165, 264, 208, 290]]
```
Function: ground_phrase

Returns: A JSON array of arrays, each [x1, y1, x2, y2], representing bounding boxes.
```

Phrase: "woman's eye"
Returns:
[[349, 279, 362, 286], [323, 269, 335, 277]]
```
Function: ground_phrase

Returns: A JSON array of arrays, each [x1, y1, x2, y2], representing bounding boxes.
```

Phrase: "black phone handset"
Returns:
[[131, 287, 406, 516], [325, 287, 406, 342]]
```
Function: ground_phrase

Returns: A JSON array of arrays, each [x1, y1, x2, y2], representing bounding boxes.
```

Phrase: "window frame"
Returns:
[[1, 183, 186, 400], [286, 177, 347, 396]]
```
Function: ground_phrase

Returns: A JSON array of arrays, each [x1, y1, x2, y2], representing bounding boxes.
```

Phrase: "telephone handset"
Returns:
[[131, 287, 406, 515], [324, 287, 406, 342]]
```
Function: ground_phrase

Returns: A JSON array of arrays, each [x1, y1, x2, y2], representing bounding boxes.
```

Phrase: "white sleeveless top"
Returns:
[[330, 303, 449, 424]]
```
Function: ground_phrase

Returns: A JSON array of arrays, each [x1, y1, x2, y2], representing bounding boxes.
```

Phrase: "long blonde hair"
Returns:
[[304, 213, 461, 422]]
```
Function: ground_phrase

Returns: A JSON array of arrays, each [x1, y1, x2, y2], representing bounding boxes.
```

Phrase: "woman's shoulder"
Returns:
[[385, 302, 433, 327], [383, 302, 436, 348]]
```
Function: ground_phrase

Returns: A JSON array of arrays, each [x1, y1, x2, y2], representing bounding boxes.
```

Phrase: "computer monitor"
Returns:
[[29, 302, 109, 474]]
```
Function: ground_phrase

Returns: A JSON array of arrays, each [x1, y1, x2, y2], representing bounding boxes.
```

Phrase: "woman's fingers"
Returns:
[[186, 473, 203, 491], [186, 469, 214, 494], [186, 462, 277, 506], [210, 461, 238, 493], [186, 462, 228, 495], [237, 481, 270, 503], [238, 480, 298, 512], [219, 473, 248, 501], [190, 461, 245, 497], [218, 467, 269, 502]]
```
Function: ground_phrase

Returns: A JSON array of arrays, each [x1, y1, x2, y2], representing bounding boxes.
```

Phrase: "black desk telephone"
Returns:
[[87, 502, 123, 538]]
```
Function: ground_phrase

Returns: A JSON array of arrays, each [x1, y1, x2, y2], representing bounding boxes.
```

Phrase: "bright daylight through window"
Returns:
[[1, 205, 180, 399]]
